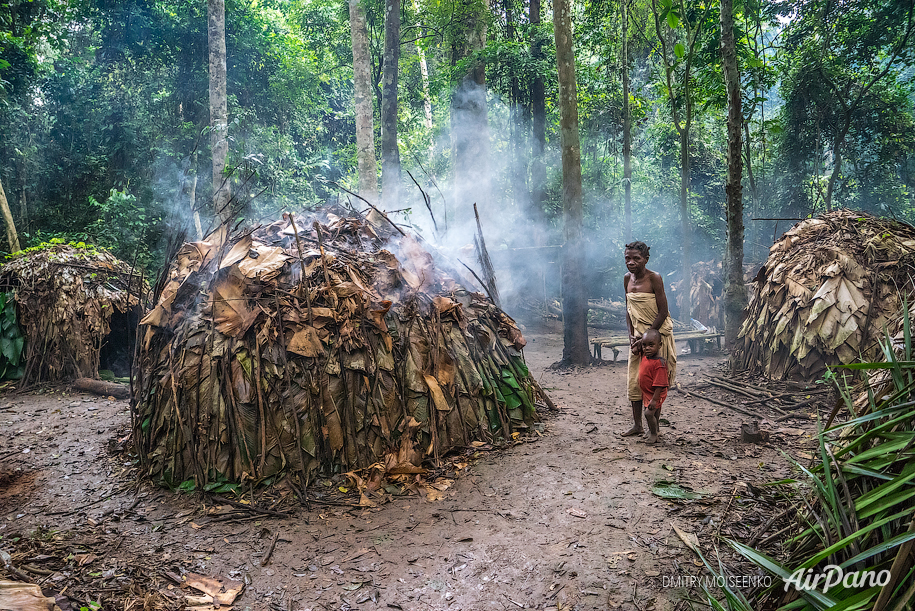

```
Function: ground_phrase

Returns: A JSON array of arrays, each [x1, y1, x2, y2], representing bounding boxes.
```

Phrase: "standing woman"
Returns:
[[620, 241, 677, 437]]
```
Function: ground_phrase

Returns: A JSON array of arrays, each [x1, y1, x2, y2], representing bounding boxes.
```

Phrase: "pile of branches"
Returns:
[[0, 242, 144, 384], [733, 210, 915, 380], [133, 210, 545, 489]]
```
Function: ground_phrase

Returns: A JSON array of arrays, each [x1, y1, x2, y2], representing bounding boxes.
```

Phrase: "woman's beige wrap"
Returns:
[[626, 292, 677, 401]]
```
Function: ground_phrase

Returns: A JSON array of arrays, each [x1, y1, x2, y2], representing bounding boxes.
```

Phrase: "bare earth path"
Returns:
[[0, 330, 819, 611]]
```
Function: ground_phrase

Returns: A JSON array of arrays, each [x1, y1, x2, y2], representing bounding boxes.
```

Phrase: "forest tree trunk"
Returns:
[[720, 0, 747, 350], [350, 0, 379, 203], [381, 0, 401, 210], [678, 127, 691, 321], [621, 0, 632, 243], [553, 0, 590, 365], [409, 0, 433, 130], [823, 122, 849, 212], [530, 0, 546, 232], [207, 0, 231, 225], [0, 176, 22, 252]]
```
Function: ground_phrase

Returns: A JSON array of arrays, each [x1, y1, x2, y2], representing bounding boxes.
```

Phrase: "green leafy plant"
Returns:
[[0, 292, 24, 380], [726, 316, 915, 610]]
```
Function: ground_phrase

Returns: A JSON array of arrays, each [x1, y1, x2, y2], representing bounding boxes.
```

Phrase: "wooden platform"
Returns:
[[591, 331, 724, 361]]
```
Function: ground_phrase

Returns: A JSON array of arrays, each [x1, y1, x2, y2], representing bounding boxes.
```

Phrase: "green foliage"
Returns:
[[87, 188, 160, 269], [730, 323, 915, 610], [0, 292, 24, 380]]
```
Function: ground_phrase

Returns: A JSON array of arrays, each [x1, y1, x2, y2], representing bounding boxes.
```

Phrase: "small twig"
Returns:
[[756, 521, 795, 547], [328, 182, 406, 236], [780, 395, 822, 412], [261, 532, 280, 567], [776, 412, 812, 422], [206, 494, 291, 518], [49, 494, 116, 516], [680, 388, 765, 419], [457, 259, 496, 304], [546, 584, 565, 600], [715, 483, 740, 537], [405, 169, 438, 233]]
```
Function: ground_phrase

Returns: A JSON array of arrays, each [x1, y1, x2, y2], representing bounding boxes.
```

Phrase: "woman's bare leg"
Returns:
[[621, 400, 644, 436]]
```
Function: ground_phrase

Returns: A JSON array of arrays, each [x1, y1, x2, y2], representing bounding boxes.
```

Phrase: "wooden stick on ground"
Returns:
[[705, 378, 763, 399], [261, 532, 280, 567], [680, 388, 766, 420], [707, 375, 769, 397], [747, 505, 796, 546], [206, 494, 291, 518]]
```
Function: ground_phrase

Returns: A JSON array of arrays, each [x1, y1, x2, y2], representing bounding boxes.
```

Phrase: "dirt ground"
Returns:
[[0, 326, 827, 611]]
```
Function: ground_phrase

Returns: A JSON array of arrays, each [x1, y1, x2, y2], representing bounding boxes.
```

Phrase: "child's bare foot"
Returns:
[[645, 433, 659, 443], [621, 426, 644, 437]]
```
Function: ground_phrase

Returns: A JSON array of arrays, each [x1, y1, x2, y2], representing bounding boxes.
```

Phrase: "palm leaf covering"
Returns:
[[133, 211, 544, 488], [0, 242, 143, 384], [727, 306, 915, 611], [734, 209, 915, 380]]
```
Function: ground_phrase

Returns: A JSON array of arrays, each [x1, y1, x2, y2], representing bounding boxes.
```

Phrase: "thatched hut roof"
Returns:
[[733, 210, 915, 380], [134, 211, 545, 489], [0, 241, 144, 384]]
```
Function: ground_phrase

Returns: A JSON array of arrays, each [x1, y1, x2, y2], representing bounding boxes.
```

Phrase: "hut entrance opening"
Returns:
[[99, 306, 139, 378]]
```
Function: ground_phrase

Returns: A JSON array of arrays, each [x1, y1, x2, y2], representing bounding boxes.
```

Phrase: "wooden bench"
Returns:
[[591, 331, 724, 361]]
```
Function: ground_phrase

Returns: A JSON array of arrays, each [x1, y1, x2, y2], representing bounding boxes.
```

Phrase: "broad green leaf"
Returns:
[[674, 43, 686, 58], [667, 10, 680, 29]]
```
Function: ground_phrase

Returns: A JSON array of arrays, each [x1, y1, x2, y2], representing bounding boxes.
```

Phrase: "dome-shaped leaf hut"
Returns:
[[0, 242, 143, 384], [133, 211, 545, 487], [733, 210, 915, 380]]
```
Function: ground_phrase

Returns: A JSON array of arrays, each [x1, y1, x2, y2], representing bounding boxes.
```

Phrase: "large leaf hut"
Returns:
[[134, 211, 544, 488], [733, 210, 915, 380]]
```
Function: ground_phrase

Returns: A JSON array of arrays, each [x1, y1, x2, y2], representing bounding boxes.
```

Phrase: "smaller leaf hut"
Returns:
[[0, 242, 143, 384], [134, 211, 544, 488], [733, 210, 915, 380]]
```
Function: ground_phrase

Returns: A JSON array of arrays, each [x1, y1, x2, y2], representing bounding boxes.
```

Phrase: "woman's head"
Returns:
[[624, 241, 650, 273], [624, 241, 650, 258]]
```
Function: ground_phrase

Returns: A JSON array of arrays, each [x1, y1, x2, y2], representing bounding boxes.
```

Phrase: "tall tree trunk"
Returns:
[[410, 0, 433, 130], [621, 0, 632, 242], [823, 122, 850, 212], [720, 0, 746, 351], [207, 0, 231, 225], [743, 122, 759, 261], [678, 126, 691, 320], [0, 176, 21, 253], [350, 0, 379, 202], [553, 0, 590, 365], [381, 0, 401, 211], [451, 3, 490, 219], [505, 0, 523, 208], [530, 0, 546, 230]]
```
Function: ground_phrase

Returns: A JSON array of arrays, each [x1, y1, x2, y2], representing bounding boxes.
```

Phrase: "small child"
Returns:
[[638, 328, 669, 443]]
